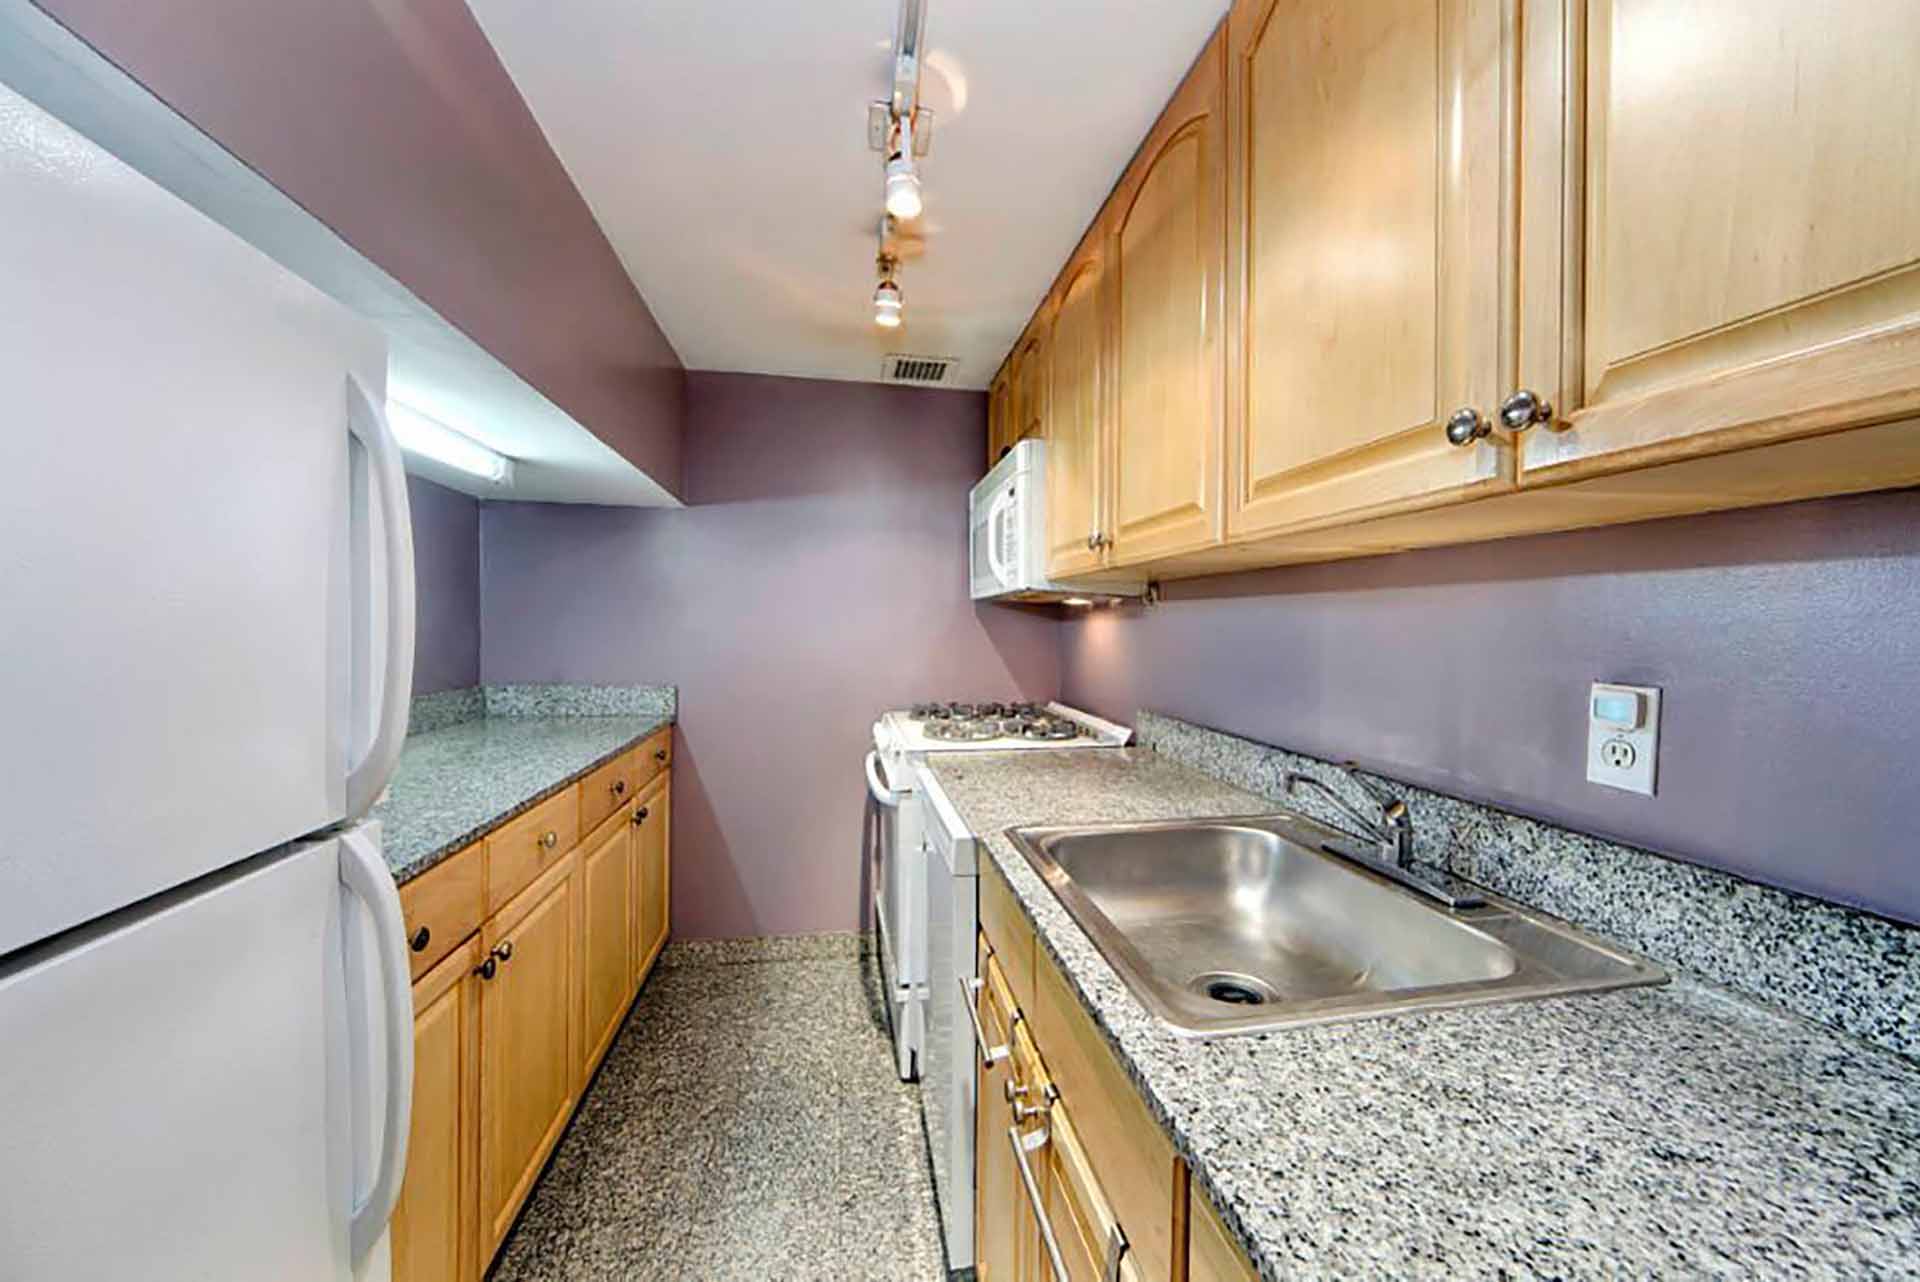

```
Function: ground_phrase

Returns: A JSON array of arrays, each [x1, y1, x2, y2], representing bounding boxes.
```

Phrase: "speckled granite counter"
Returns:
[[373, 714, 670, 884], [923, 748, 1920, 1280]]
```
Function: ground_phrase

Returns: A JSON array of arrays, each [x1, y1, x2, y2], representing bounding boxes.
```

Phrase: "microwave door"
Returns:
[[970, 486, 1015, 598]]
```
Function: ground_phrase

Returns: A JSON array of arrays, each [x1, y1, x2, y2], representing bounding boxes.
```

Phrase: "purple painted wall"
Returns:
[[1061, 487, 1920, 926], [406, 475, 481, 696], [480, 373, 1059, 938], [35, 0, 687, 497]]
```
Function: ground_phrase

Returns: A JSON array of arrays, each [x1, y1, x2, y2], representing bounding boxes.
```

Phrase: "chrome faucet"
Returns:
[[1284, 764, 1415, 869]]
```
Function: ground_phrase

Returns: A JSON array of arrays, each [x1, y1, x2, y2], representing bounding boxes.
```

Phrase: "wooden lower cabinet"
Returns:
[[632, 772, 671, 983], [478, 854, 582, 1256], [1188, 1180, 1258, 1282], [393, 937, 482, 1282], [976, 926, 1168, 1282], [579, 807, 634, 1079]]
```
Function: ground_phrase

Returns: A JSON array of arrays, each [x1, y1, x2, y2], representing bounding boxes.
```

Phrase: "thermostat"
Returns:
[[1587, 682, 1659, 795]]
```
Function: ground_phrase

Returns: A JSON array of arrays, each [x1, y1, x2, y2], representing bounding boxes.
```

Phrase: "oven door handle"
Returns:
[[866, 751, 905, 809]]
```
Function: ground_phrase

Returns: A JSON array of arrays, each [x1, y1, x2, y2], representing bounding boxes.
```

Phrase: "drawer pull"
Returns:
[[632, 805, 650, 825], [1100, 1224, 1130, 1282], [960, 975, 1013, 1067], [473, 955, 497, 981], [1009, 1124, 1069, 1282], [653, 748, 667, 762], [493, 941, 513, 965], [409, 925, 431, 953], [612, 779, 627, 796], [1444, 406, 1490, 446], [538, 830, 559, 851], [1003, 1078, 1054, 1123]]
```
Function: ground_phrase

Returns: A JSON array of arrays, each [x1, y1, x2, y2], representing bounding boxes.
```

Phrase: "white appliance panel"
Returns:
[[967, 439, 1145, 602], [0, 827, 412, 1282], [921, 767, 978, 1268], [0, 83, 409, 956]]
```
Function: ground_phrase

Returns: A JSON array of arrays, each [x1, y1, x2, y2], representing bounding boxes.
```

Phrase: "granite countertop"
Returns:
[[373, 714, 670, 884], [924, 748, 1920, 1280]]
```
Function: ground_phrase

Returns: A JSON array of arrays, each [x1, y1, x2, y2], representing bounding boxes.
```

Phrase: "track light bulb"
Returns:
[[884, 152, 922, 221], [873, 276, 903, 328]]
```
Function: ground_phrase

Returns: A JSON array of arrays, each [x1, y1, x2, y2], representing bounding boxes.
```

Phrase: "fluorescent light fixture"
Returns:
[[1061, 596, 1093, 607], [387, 401, 511, 484]]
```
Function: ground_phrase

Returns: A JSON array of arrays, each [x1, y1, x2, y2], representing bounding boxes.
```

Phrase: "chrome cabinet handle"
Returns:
[[1004, 1078, 1053, 1122], [1444, 407, 1490, 446], [960, 975, 1012, 1066], [539, 830, 558, 851], [1009, 1125, 1069, 1282], [1499, 388, 1554, 431], [1100, 1224, 1130, 1282]]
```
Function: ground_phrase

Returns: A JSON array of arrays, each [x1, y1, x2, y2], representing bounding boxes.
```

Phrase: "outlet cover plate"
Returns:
[[1587, 683, 1659, 795]]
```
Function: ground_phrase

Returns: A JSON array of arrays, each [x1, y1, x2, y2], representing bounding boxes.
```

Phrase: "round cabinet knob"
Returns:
[[539, 830, 558, 851], [634, 805, 651, 823], [613, 779, 627, 796], [473, 956, 498, 981], [409, 926, 431, 953], [493, 941, 513, 964], [1444, 407, 1491, 446], [654, 749, 667, 762], [1499, 388, 1554, 431]]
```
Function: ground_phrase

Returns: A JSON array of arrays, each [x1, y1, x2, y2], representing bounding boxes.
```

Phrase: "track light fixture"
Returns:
[[883, 115, 923, 221], [873, 252, 903, 329]]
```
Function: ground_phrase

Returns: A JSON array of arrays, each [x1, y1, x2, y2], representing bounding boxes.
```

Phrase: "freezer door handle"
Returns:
[[339, 827, 415, 1261], [344, 376, 416, 818]]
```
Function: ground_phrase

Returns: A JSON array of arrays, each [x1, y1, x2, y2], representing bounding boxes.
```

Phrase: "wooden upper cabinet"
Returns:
[[1225, 0, 1513, 539], [1047, 253, 1108, 578], [1012, 325, 1051, 445], [1517, 0, 1920, 484], [1107, 29, 1227, 568], [987, 368, 1016, 471]]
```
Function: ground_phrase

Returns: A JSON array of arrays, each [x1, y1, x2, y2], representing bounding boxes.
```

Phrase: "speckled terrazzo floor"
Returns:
[[486, 950, 947, 1281]]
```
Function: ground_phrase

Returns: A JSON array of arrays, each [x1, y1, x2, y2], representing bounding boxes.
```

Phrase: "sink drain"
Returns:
[[1189, 971, 1281, 1007]]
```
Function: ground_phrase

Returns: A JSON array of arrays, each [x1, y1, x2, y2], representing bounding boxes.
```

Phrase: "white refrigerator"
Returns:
[[0, 79, 418, 1281]]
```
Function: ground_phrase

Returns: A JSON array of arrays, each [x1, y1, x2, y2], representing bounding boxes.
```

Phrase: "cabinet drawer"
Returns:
[[1031, 945, 1176, 1281], [633, 727, 672, 789], [399, 843, 484, 982], [980, 857, 1036, 1012], [577, 749, 639, 836], [485, 788, 580, 914]]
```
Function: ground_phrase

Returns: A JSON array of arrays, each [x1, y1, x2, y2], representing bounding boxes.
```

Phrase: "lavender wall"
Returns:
[[481, 373, 1059, 938], [35, 0, 687, 496], [406, 475, 481, 695], [1061, 487, 1920, 925]]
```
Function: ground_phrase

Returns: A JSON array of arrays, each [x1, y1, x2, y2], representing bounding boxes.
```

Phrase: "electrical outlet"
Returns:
[[1587, 683, 1659, 795]]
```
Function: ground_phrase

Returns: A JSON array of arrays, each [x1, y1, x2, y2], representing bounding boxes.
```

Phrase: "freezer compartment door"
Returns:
[[0, 831, 405, 1282], [0, 82, 409, 955]]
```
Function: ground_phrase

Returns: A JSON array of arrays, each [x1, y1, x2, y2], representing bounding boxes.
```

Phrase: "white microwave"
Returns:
[[967, 439, 1145, 602]]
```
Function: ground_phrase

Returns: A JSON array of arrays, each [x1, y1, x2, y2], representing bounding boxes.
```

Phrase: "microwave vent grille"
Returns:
[[884, 354, 956, 384]]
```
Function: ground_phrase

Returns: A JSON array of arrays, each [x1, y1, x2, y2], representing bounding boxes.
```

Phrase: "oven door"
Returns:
[[866, 747, 923, 1080]]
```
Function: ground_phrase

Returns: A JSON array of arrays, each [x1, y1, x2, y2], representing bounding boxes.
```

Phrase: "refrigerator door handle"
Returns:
[[338, 826, 414, 1262], [344, 376, 416, 818]]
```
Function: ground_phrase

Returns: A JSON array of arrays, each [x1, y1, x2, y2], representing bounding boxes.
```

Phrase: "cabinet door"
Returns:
[[988, 368, 1015, 470], [1046, 255, 1108, 578], [1517, 0, 1920, 485], [1226, 0, 1512, 538], [974, 942, 1031, 1282], [392, 938, 481, 1282], [478, 857, 579, 1255], [1188, 1179, 1259, 1282], [632, 771, 671, 985], [1013, 327, 1050, 445], [1108, 29, 1227, 567], [1042, 1104, 1143, 1282], [579, 810, 633, 1079]]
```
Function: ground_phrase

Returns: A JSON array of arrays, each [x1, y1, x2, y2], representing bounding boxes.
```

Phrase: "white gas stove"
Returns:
[[863, 701, 1130, 1082]]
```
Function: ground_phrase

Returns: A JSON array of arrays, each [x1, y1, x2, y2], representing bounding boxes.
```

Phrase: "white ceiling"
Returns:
[[465, 0, 1229, 391]]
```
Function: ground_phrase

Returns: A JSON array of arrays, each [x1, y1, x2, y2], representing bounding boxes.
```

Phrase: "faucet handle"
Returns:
[[1338, 761, 1402, 811]]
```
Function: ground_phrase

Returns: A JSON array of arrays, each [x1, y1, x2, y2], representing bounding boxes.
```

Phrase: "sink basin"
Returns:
[[1006, 813, 1666, 1037]]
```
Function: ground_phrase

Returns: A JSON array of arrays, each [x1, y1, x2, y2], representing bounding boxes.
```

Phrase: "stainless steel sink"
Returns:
[[1006, 813, 1666, 1037]]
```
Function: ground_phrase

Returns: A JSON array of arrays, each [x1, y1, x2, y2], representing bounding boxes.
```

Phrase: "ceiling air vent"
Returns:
[[884, 354, 956, 385]]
